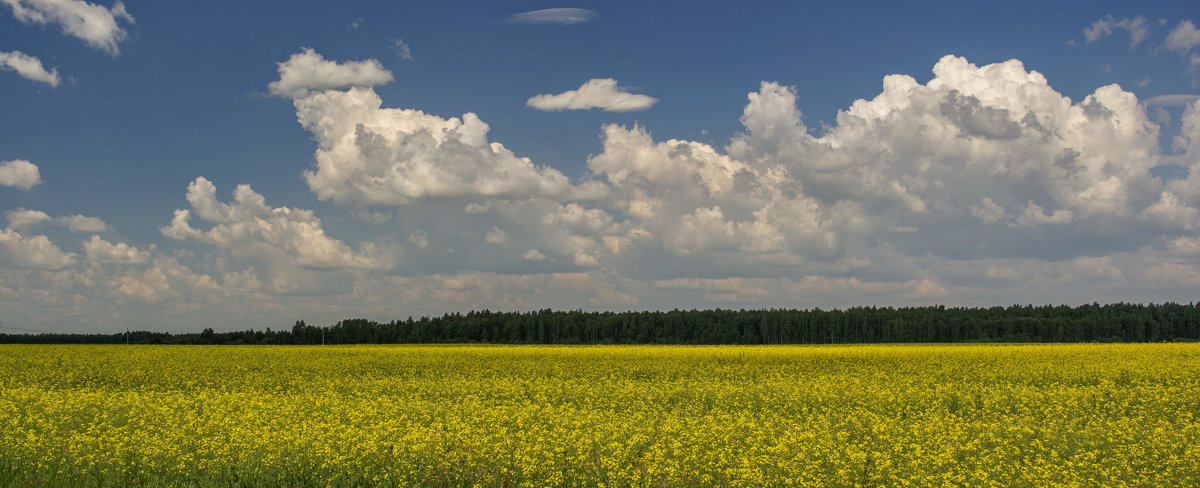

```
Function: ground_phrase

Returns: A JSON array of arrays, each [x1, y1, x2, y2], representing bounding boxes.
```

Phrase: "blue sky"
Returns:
[[2, 0, 1200, 332]]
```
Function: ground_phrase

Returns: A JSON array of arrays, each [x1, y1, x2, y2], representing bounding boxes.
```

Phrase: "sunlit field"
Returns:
[[1, 344, 1198, 487]]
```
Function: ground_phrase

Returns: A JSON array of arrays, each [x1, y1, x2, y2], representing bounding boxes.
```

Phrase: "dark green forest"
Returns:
[[3, 302, 1200, 345]]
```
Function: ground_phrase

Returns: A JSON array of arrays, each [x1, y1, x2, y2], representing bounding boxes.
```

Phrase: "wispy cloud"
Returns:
[[508, 8, 596, 25], [1145, 94, 1200, 106], [390, 39, 413, 61], [2, 0, 135, 56], [1083, 15, 1150, 47], [0, 50, 59, 87]]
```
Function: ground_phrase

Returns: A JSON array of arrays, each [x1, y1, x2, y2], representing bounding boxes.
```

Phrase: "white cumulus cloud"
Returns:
[[294, 82, 607, 205], [1166, 20, 1200, 52], [527, 78, 658, 112], [2, 0, 134, 55], [82, 235, 149, 265], [6, 208, 110, 234], [0, 51, 59, 87], [272, 50, 608, 206], [56, 214, 109, 233], [0, 228, 75, 269], [0, 160, 41, 190], [12, 52, 1200, 329], [284, 53, 1191, 288], [4, 208, 51, 229], [583, 54, 1171, 274], [161, 177, 379, 270], [268, 48, 393, 98]]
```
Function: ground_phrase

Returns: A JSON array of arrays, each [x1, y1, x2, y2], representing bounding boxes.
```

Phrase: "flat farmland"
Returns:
[[1, 344, 1198, 487]]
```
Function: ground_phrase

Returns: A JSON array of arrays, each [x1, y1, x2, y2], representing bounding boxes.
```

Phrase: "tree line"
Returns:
[[3, 302, 1200, 345]]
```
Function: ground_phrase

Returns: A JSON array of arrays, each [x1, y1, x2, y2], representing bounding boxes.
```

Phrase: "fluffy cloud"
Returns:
[[268, 48, 393, 98], [1165, 99, 1200, 203], [4, 208, 51, 229], [161, 177, 379, 270], [0, 228, 75, 269], [2, 0, 134, 55], [1083, 15, 1150, 47], [82, 235, 148, 264], [292, 87, 607, 205], [0, 160, 41, 190], [760, 56, 1160, 253], [285, 53, 1197, 288], [527, 78, 657, 112], [4, 208, 110, 233], [508, 8, 596, 25], [56, 214, 109, 233], [367, 198, 628, 276], [1166, 20, 1200, 83], [588, 121, 832, 265], [524, 54, 1194, 294], [100, 255, 223, 303], [0, 51, 59, 87], [1166, 20, 1200, 52], [11, 52, 1200, 331], [269, 49, 609, 206], [484, 226, 509, 244]]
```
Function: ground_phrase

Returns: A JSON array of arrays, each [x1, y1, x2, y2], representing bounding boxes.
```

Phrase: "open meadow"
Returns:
[[1, 343, 1198, 487]]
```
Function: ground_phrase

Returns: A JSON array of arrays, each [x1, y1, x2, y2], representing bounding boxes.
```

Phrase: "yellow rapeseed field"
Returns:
[[0, 343, 1198, 487]]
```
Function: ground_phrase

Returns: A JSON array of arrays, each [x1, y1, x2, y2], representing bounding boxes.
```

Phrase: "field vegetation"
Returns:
[[1, 343, 1198, 486]]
